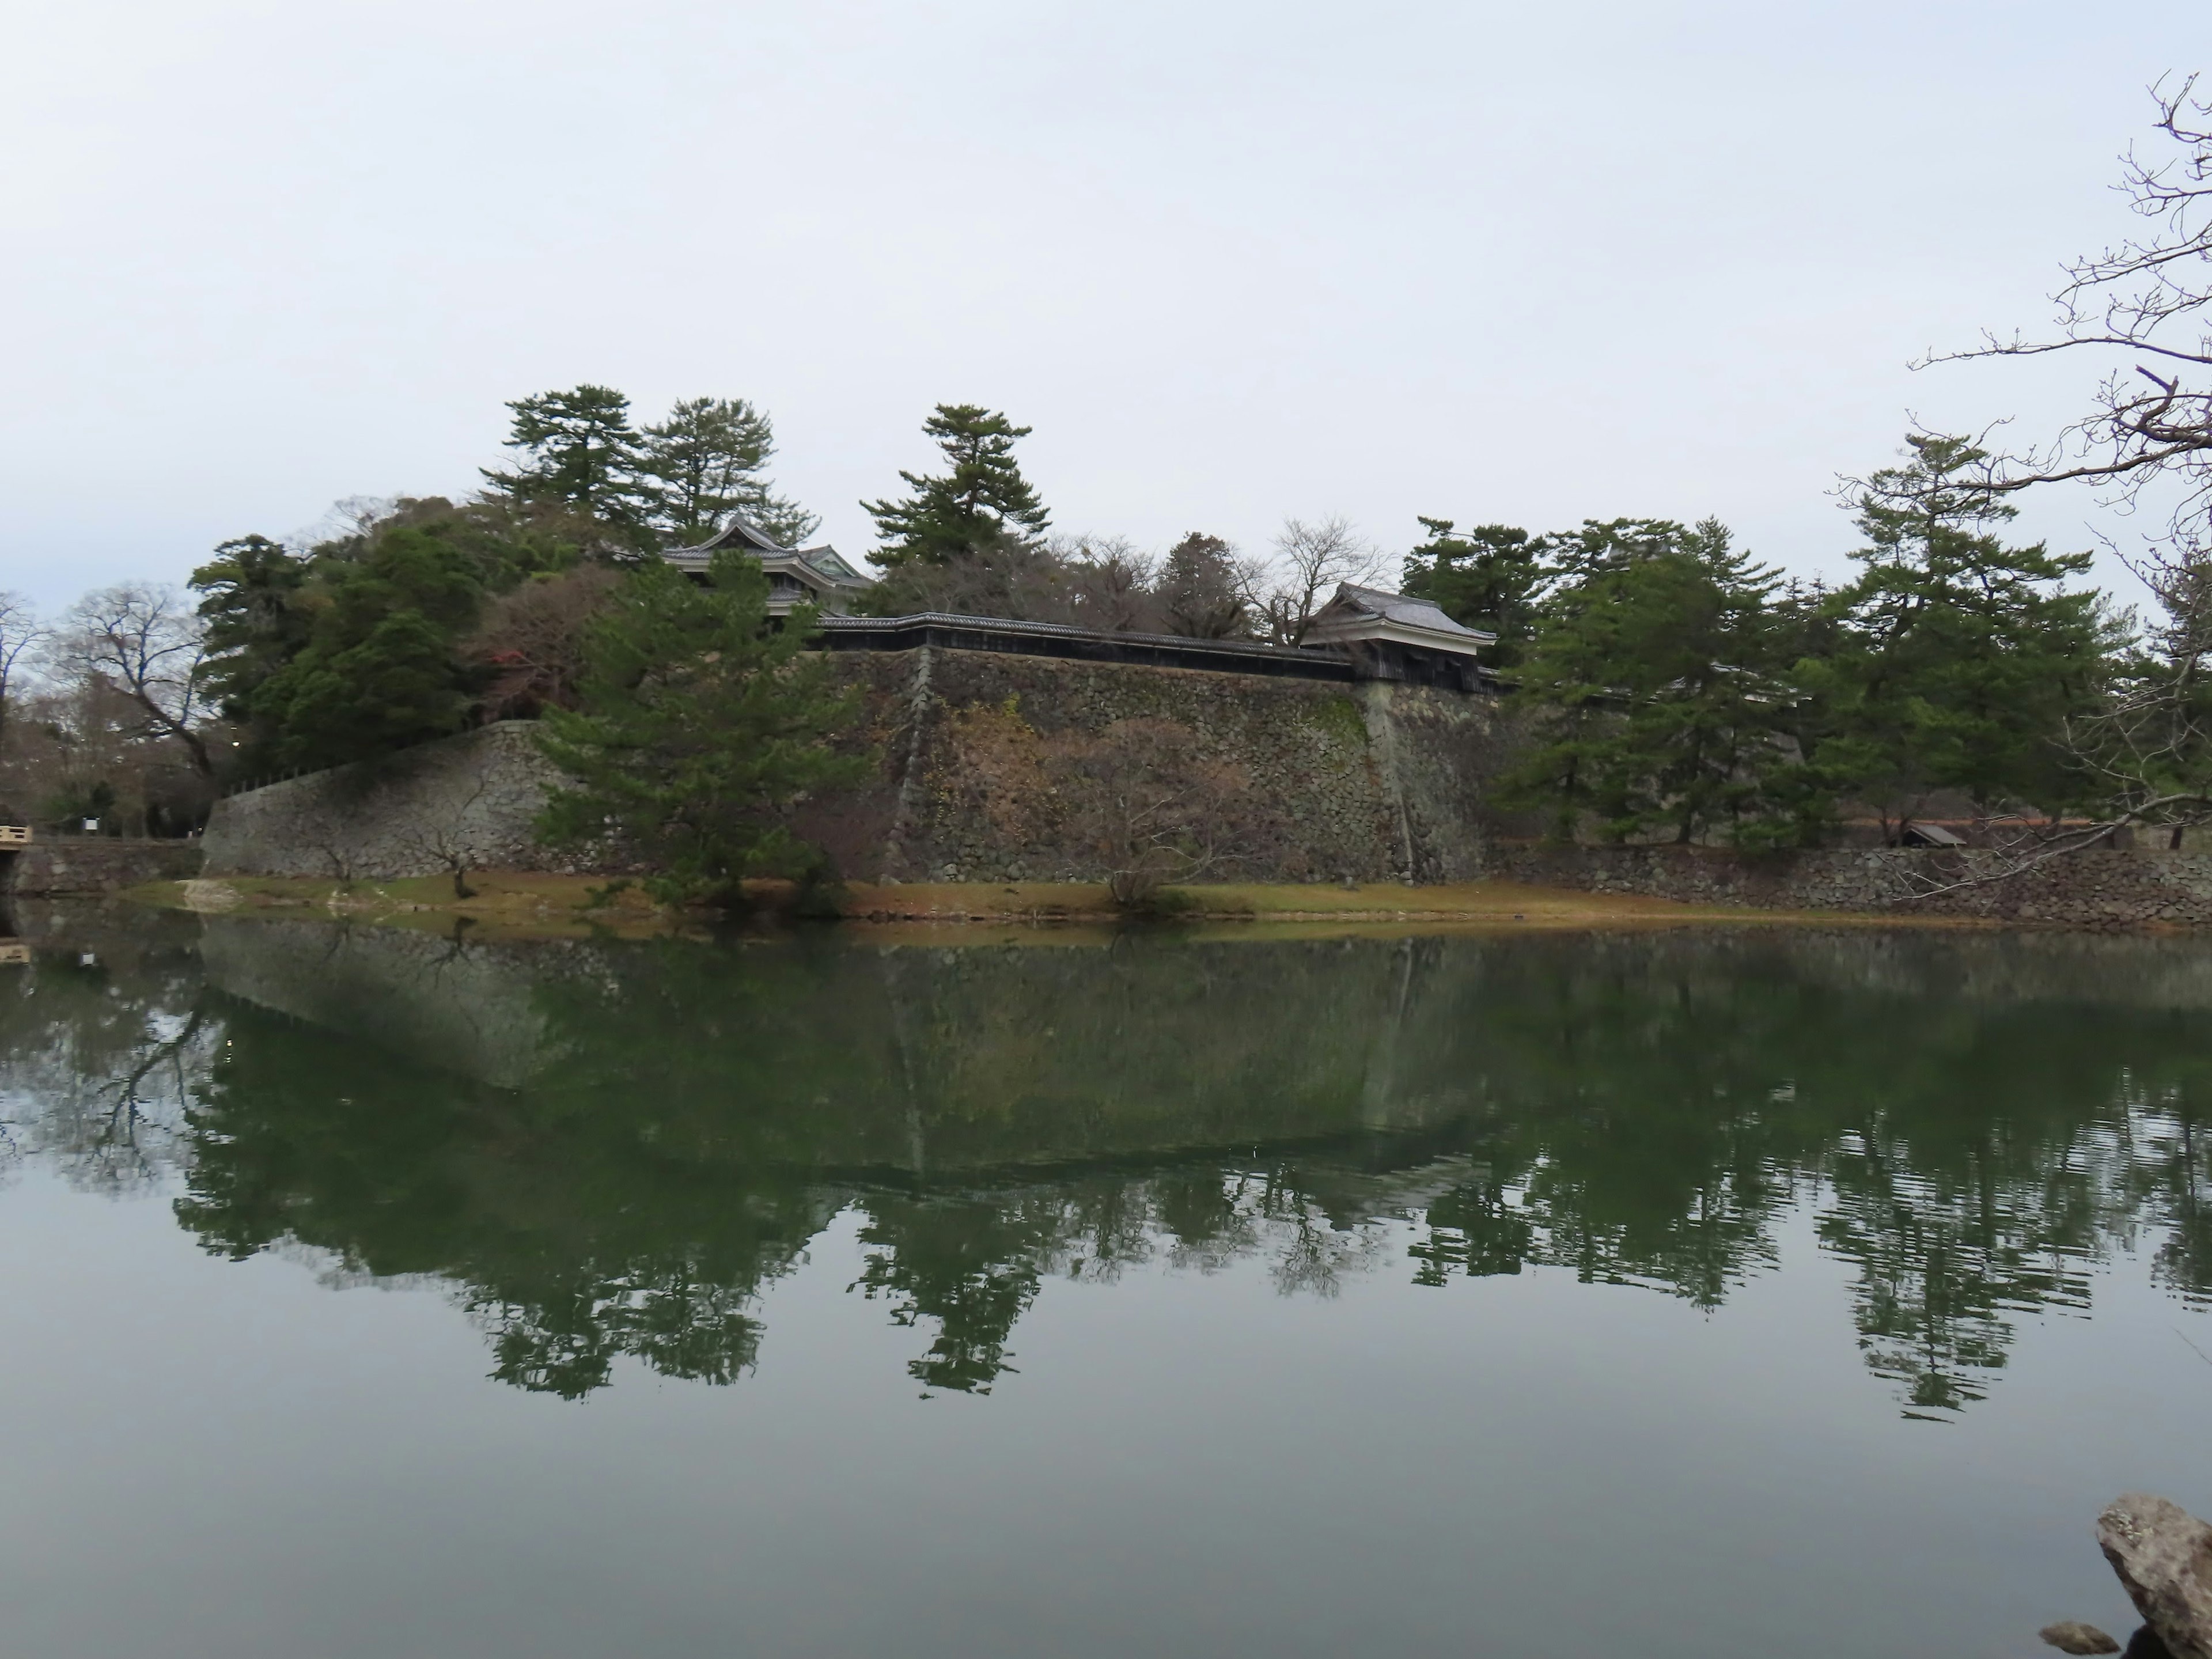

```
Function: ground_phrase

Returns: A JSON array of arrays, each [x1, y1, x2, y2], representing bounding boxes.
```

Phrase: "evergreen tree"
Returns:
[[1805, 434, 2116, 830], [191, 499, 596, 772], [192, 535, 313, 730], [248, 528, 484, 770], [479, 385, 649, 529], [1505, 518, 1809, 844], [1400, 518, 1545, 668], [864, 404, 1050, 569], [1155, 532, 1247, 638], [536, 552, 868, 901], [637, 396, 819, 547]]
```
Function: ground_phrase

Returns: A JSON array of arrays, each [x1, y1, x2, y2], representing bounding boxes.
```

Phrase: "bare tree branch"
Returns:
[[50, 584, 217, 778], [1239, 516, 1382, 646], [0, 592, 46, 745], [1923, 76, 2212, 537]]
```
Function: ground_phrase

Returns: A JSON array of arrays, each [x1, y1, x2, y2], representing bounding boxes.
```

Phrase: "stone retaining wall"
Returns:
[[1493, 842, 2212, 927], [813, 649, 1513, 884], [200, 721, 618, 880], [201, 651, 1519, 887]]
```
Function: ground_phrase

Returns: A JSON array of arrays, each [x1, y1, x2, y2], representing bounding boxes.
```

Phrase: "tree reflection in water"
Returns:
[[0, 917, 2205, 1411]]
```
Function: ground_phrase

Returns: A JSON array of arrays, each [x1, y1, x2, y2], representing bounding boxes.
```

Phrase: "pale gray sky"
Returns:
[[3, 1, 2203, 617]]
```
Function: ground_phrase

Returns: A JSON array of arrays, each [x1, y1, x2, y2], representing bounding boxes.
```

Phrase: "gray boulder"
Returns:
[[2040, 1621, 2120, 1654], [2098, 1494, 2212, 1659]]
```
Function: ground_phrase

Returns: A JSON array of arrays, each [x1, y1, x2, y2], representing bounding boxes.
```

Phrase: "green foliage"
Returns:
[[192, 535, 313, 719], [479, 384, 651, 532], [248, 527, 486, 770], [187, 386, 815, 780], [368, 495, 597, 590], [864, 404, 1050, 570], [1504, 518, 1809, 844], [1400, 518, 1544, 667], [536, 551, 869, 902], [637, 395, 818, 547], [1802, 434, 2118, 824], [1496, 438, 2123, 844], [192, 499, 612, 772]]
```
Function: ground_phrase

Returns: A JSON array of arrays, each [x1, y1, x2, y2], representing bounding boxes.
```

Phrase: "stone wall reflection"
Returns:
[[0, 916, 2204, 1410]]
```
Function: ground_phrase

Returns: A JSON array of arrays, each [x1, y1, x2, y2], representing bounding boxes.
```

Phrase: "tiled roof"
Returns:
[[1328, 584, 1493, 641]]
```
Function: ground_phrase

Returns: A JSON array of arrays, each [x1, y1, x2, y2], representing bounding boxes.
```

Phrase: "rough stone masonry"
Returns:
[[199, 649, 1520, 885]]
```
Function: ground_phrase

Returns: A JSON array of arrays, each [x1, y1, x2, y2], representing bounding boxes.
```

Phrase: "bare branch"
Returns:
[[1926, 77, 2212, 539], [1240, 516, 1381, 646], [48, 584, 217, 777]]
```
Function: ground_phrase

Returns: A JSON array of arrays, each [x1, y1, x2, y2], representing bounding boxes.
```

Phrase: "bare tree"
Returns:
[[1054, 535, 1161, 633], [1239, 516, 1382, 645], [1932, 76, 2212, 533], [467, 564, 621, 719], [870, 526, 1072, 622], [52, 585, 217, 778], [396, 771, 495, 899], [0, 593, 44, 745]]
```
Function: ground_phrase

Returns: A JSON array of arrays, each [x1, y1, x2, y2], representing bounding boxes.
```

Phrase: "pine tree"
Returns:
[[637, 396, 819, 547], [192, 535, 313, 730], [536, 552, 868, 902], [1805, 434, 2116, 830], [1505, 518, 1808, 844], [479, 385, 649, 528], [1400, 518, 1544, 667], [864, 404, 1050, 569]]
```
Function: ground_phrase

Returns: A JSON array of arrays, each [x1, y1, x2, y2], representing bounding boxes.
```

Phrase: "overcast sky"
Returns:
[[3, 1, 2203, 617]]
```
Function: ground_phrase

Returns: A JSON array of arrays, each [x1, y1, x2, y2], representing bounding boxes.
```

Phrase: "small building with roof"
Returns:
[[1298, 584, 1495, 690], [662, 517, 873, 616]]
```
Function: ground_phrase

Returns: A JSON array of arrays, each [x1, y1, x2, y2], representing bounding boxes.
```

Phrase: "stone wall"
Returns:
[[198, 652, 1517, 886], [6, 838, 204, 897], [1493, 842, 2212, 927], [800, 649, 1511, 884], [200, 721, 618, 880]]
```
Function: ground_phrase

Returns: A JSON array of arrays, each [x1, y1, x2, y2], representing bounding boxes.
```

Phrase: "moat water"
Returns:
[[2, 908, 2207, 1657]]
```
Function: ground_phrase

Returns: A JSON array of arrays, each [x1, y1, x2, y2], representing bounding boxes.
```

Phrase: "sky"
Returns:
[[3, 1, 2206, 618]]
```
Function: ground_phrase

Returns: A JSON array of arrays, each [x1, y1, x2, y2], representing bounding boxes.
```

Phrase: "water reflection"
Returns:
[[0, 913, 2205, 1410]]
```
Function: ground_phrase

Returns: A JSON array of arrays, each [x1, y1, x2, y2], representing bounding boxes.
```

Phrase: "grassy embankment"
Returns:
[[122, 870, 1914, 941]]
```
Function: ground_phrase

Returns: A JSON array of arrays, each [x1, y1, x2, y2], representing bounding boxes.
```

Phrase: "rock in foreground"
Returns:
[[2041, 1620, 2120, 1654], [2098, 1494, 2212, 1659]]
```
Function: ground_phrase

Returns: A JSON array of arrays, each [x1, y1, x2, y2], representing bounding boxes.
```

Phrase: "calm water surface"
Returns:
[[2, 910, 2207, 1658]]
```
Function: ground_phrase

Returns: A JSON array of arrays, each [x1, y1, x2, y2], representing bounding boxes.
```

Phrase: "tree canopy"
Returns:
[[638, 395, 819, 548], [535, 550, 868, 900], [1502, 518, 1806, 844], [1400, 518, 1544, 668], [479, 385, 650, 531], [1802, 434, 2115, 830], [864, 404, 1050, 571], [187, 385, 816, 778], [245, 525, 486, 771]]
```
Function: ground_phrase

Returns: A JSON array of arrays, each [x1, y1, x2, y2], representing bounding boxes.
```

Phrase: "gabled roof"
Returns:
[[688, 516, 786, 556], [1302, 584, 1495, 658], [664, 514, 872, 594]]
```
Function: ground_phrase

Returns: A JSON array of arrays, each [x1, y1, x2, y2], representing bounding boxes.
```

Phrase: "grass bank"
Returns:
[[119, 870, 1931, 940]]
